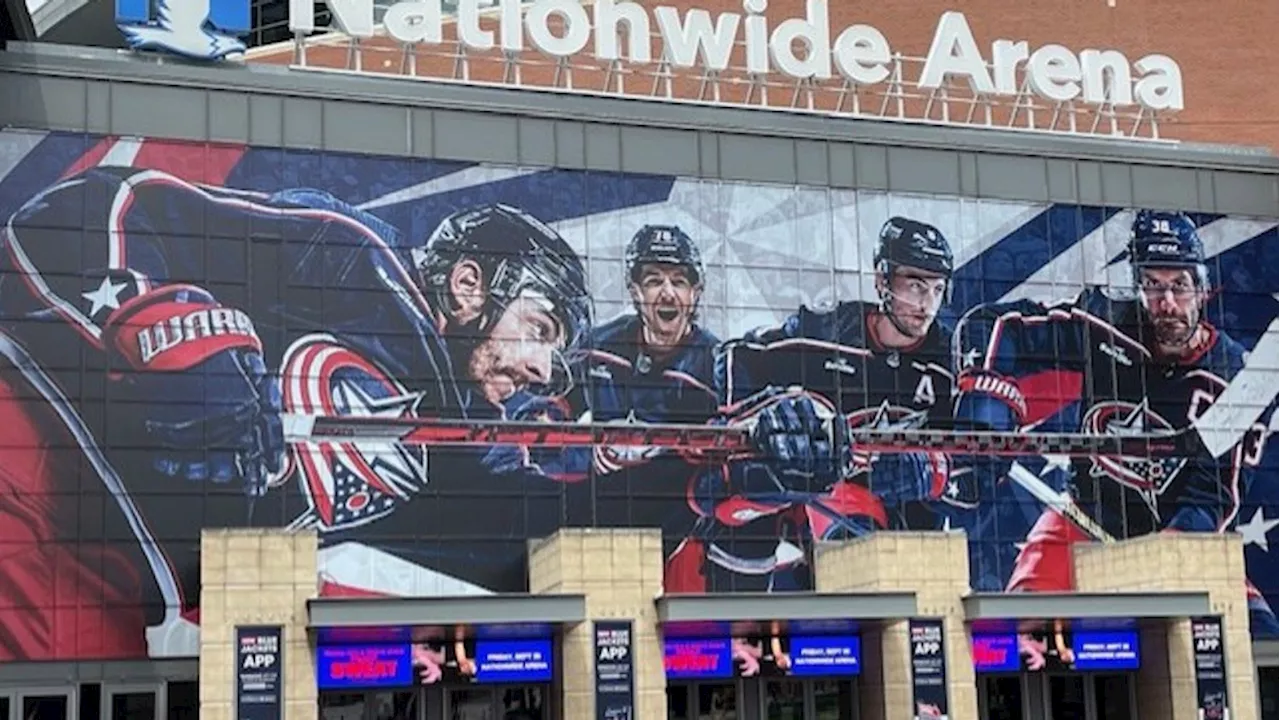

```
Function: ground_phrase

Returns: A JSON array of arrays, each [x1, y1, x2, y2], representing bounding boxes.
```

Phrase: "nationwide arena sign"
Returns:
[[114, 0, 1184, 139]]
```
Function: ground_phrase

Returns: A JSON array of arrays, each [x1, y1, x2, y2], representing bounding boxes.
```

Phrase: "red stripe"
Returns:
[[1019, 369, 1084, 428], [61, 136, 119, 179], [131, 140, 246, 184]]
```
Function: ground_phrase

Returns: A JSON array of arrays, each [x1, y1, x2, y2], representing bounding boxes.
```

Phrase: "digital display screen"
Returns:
[[473, 639, 554, 683], [664, 638, 734, 679], [317, 644, 414, 690], [788, 635, 861, 676], [1072, 631, 1140, 670], [971, 629, 1140, 673], [972, 634, 1021, 673], [316, 638, 554, 688], [662, 635, 861, 679]]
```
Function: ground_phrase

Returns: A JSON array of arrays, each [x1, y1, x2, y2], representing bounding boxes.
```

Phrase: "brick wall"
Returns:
[[247, 0, 1278, 151]]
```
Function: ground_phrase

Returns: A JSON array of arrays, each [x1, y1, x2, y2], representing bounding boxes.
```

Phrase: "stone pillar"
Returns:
[[200, 528, 320, 720], [528, 528, 666, 720], [815, 532, 975, 720], [1073, 533, 1257, 720]]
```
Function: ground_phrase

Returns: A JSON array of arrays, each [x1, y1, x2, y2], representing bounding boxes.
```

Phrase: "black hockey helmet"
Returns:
[[874, 216, 955, 281], [873, 216, 953, 338], [1128, 210, 1209, 288], [624, 224, 705, 286], [414, 203, 593, 357]]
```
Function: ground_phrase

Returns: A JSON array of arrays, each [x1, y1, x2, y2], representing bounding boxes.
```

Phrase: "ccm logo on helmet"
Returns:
[[1145, 242, 1181, 256], [139, 308, 258, 364]]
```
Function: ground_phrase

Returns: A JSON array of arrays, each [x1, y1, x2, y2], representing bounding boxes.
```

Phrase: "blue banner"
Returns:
[[474, 639, 554, 683], [788, 635, 861, 676], [1071, 631, 1140, 670], [236, 626, 284, 720], [594, 621, 635, 720]]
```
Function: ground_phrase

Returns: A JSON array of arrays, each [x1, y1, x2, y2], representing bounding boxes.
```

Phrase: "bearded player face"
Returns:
[[445, 258, 569, 404], [1138, 266, 1205, 352], [469, 295, 567, 404]]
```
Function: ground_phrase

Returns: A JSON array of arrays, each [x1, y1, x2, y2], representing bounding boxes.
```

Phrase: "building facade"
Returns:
[[0, 8, 1275, 717]]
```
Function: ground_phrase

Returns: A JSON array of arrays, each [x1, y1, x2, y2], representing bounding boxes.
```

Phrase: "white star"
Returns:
[[1040, 454, 1072, 475], [961, 348, 981, 368], [1237, 508, 1280, 552], [82, 277, 126, 318]]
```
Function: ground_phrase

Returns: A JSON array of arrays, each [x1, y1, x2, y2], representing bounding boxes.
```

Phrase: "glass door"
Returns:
[[761, 680, 804, 720], [811, 679, 856, 720], [17, 690, 75, 720], [446, 688, 494, 720], [1090, 675, 1135, 720], [667, 683, 739, 720], [1045, 674, 1087, 719], [978, 675, 1026, 720], [105, 685, 160, 720], [1, 694, 12, 720]]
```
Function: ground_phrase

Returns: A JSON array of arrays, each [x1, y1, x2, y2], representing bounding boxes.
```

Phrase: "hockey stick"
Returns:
[[1006, 461, 1115, 543], [281, 413, 753, 453], [282, 335, 1277, 459], [281, 412, 1205, 460]]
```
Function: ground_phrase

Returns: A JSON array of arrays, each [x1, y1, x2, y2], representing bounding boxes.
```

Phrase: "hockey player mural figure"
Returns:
[[677, 217, 972, 591], [952, 210, 1276, 633], [506, 225, 722, 584], [0, 166, 592, 660]]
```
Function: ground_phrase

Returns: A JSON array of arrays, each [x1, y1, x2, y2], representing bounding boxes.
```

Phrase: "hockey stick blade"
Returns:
[[1007, 461, 1115, 544], [1190, 314, 1280, 458], [282, 413, 753, 452]]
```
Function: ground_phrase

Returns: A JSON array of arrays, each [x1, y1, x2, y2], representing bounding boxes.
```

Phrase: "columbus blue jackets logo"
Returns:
[[279, 334, 429, 530], [843, 400, 930, 469], [1082, 401, 1187, 495]]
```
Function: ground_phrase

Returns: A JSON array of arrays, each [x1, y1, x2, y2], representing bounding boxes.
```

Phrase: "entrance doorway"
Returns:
[[667, 679, 856, 720], [2, 689, 77, 720], [977, 673, 1136, 720], [443, 685, 548, 720]]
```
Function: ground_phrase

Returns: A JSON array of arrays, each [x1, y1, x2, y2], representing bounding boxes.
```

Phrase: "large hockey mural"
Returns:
[[0, 130, 1275, 662]]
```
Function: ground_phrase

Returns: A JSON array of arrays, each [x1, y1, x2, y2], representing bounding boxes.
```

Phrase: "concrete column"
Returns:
[[200, 528, 320, 720], [815, 532, 975, 720], [528, 528, 666, 720], [1074, 533, 1257, 720]]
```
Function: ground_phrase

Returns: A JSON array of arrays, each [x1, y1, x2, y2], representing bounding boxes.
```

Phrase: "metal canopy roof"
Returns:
[[307, 593, 587, 628], [656, 592, 918, 624], [962, 591, 1211, 621]]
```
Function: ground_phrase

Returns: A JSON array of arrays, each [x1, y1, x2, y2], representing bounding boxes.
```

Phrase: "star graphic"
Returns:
[[867, 400, 929, 431], [329, 380, 428, 497], [1104, 402, 1150, 437], [961, 348, 981, 368], [1040, 454, 1072, 476], [1237, 508, 1280, 552], [82, 277, 126, 318]]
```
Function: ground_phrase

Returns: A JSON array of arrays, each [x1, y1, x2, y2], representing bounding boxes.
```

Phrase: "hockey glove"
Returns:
[[723, 386, 839, 484], [102, 286, 285, 497]]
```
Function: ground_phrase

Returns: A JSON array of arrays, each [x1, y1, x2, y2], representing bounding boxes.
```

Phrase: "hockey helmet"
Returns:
[[1128, 210, 1208, 286], [415, 203, 593, 355], [874, 216, 955, 280], [624, 224, 705, 286]]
